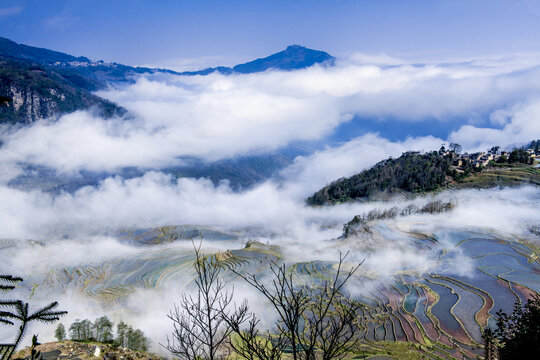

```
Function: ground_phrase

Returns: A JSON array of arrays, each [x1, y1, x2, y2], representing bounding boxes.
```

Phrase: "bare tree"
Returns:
[[301, 258, 363, 360], [223, 314, 286, 360], [231, 261, 308, 360], [231, 252, 363, 360], [166, 241, 365, 360], [165, 242, 248, 360]]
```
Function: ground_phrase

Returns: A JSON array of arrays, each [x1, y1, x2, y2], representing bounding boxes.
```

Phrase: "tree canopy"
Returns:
[[307, 151, 459, 205], [484, 294, 540, 359]]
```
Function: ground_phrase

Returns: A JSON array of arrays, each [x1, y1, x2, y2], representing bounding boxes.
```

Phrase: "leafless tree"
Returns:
[[231, 261, 308, 360], [223, 314, 286, 360], [300, 260, 363, 360], [231, 252, 363, 360], [164, 242, 248, 360], [166, 241, 364, 360]]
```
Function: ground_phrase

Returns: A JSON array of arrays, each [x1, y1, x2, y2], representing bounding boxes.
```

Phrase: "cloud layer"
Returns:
[[2, 181, 539, 348], [2, 52, 540, 348], [1, 53, 540, 176]]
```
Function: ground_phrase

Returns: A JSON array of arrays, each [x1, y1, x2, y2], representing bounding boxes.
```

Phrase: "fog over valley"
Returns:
[[1, 15, 540, 358]]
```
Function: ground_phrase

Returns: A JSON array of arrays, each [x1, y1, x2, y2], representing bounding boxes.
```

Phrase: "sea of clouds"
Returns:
[[1, 52, 540, 347], [1, 52, 540, 175]]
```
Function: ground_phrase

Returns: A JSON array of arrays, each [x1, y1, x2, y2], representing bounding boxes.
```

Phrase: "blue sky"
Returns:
[[1, 0, 540, 66]]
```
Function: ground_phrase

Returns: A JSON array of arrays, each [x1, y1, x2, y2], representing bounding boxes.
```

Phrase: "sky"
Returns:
[[1, 0, 540, 67]]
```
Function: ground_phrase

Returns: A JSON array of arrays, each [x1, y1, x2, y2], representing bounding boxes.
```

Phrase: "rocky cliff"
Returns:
[[0, 57, 123, 124]]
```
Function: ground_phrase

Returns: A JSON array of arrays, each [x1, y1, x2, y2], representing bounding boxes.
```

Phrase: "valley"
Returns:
[[1, 23, 540, 359], [3, 191, 539, 359]]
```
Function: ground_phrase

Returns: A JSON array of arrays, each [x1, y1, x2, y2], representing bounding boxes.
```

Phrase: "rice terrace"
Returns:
[[1, 1, 540, 359]]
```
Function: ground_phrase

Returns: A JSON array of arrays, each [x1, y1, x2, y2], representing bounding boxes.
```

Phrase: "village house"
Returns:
[[444, 144, 538, 171], [526, 148, 538, 159]]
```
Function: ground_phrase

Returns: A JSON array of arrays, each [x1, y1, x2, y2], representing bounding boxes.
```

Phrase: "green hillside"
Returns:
[[307, 149, 540, 205], [0, 57, 124, 123], [307, 151, 460, 205]]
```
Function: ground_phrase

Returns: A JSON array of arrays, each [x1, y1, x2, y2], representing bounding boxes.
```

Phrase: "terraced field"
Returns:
[[452, 163, 540, 189], [334, 223, 539, 358], [2, 221, 538, 359]]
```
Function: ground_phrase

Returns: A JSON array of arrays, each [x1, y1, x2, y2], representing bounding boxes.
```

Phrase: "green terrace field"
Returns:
[[4, 219, 539, 359], [451, 162, 540, 189]]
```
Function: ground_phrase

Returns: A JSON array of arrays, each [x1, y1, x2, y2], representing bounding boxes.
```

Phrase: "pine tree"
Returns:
[[0, 275, 66, 359], [494, 294, 540, 359]]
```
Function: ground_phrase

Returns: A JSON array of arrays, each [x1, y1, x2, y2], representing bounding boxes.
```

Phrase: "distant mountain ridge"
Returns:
[[0, 37, 90, 64], [181, 45, 335, 75], [0, 56, 125, 123], [0, 37, 173, 123], [0, 37, 334, 123], [0, 37, 178, 90]]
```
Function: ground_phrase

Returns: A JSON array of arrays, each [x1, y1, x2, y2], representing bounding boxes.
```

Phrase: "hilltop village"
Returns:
[[307, 140, 540, 205], [442, 143, 539, 170]]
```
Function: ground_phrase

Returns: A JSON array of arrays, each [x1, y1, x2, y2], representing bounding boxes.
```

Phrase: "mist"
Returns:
[[1, 52, 540, 350], [2, 171, 539, 348], [1, 53, 540, 177]]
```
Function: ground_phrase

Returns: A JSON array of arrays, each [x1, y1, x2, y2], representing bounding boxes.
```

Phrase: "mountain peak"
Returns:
[[182, 45, 334, 76], [286, 44, 305, 50], [232, 45, 334, 74]]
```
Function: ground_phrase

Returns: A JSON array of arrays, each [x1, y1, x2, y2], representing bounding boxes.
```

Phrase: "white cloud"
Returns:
[[0, 160, 537, 244], [0, 129, 445, 240], [1, 54, 540, 175], [3, 52, 540, 349], [1, 156, 539, 347], [0, 112, 187, 173], [280, 133, 443, 199], [449, 99, 540, 152]]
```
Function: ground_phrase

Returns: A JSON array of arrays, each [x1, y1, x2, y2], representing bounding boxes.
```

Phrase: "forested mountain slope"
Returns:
[[0, 57, 124, 123], [307, 151, 457, 205], [307, 147, 540, 205], [0, 37, 176, 123]]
